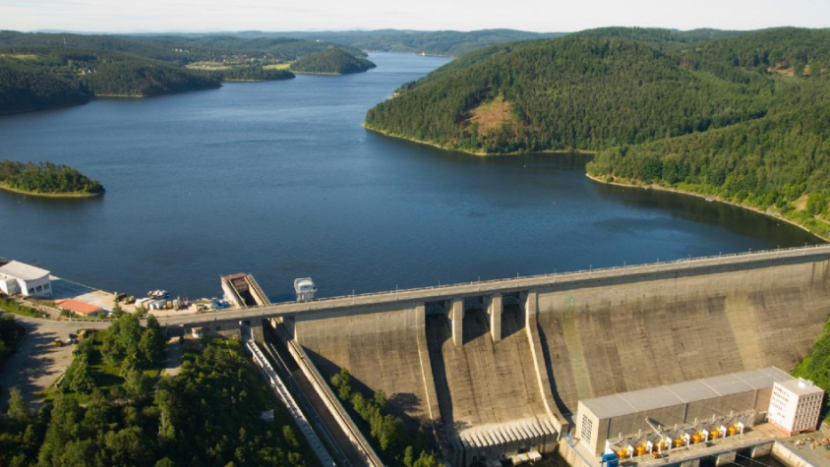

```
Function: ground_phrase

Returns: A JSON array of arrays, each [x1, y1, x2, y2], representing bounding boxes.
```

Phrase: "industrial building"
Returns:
[[575, 367, 792, 457], [0, 260, 52, 298], [768, 378, 825, 436]]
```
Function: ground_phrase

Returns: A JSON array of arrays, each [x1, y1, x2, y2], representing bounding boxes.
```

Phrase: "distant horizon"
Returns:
[[7, 25, 829, 36], [2, 0, 829, 34]]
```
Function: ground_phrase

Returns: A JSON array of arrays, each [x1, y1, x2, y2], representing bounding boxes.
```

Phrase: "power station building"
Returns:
[[575, 367, 792, 457], [768, 378, 825, 436]]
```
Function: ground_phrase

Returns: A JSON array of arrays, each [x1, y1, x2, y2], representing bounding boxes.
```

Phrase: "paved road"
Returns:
[[158, 244, 830, 327], [0, 314, 109, 409]]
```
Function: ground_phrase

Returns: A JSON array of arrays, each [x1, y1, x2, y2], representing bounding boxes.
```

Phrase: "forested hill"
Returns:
[[365, 27, 830, 238], [0, 48, 220, 114], [274, 29, 566, 57], [366, 36, 769, 153], [290, 48, 376, 74], [0, 58, 91, 114], [0, 31, 366, 64], [0, 31, 356, 114]]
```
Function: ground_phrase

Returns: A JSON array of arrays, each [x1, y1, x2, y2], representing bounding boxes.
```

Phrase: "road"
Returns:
[[0, 314, 110, 408], [157, 244, 830, 327]]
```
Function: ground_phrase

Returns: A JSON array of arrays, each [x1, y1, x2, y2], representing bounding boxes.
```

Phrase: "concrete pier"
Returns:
[[451, 298, 464, 347], [487, 293, 503, 342]]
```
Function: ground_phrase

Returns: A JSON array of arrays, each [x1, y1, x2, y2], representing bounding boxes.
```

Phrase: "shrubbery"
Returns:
[[331, 367, 438, 467]]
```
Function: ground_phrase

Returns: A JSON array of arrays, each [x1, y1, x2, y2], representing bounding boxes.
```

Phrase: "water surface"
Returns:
[[0, 53, 819, 301]]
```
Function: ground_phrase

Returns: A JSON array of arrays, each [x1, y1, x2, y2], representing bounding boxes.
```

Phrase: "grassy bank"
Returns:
[[585, 173, 830, 241], [0, 297, 45, 318]]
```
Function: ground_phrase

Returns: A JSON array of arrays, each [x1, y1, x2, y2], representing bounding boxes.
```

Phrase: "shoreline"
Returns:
[[363, 123, 594, 157], [585, 173, 829, 242], [0, 183, 104, 198]]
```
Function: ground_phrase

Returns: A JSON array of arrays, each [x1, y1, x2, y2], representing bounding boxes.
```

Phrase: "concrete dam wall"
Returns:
[[534, 255, 830, 416], [293, 304, 438, 429], [282, 248, 830, 466]]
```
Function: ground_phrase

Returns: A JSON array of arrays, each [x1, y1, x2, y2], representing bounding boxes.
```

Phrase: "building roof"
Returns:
[[775, 378, 825, 396], [580, 367, 793, 420], [0, 261, 50, 281], [56, 299, 102, 316]]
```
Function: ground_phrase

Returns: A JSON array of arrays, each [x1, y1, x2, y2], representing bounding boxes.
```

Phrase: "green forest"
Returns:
[[275, 29, 565, 57], [0, 161, 104, 196], [365, 27, 830, 238], [330, 368, 438, 467], [0, 312, 317, 467], [0, 31, 364, 114], [290, 48, 376, 75], [793, 315, 830, 423], [212, 66, 294, 82]]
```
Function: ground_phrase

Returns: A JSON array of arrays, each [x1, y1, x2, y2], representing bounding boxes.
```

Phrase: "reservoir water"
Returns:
[[0, 53, 820, 301]]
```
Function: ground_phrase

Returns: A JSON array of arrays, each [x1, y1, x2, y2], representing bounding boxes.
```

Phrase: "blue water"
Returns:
[[0, 53, 819, 301]]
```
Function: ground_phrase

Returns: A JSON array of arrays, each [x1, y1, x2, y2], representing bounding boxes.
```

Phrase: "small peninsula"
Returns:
[[290, 48, 376, 75], [0, 161, 105, 197]]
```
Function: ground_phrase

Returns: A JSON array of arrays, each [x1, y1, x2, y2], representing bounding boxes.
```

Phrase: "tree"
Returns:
[[67, 354, 94, 395], [123, 368, 150, 400], [7, 387, 29, 422]]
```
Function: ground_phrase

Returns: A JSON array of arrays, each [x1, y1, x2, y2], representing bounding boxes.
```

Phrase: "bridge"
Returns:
[[159, 244, 830, 467]]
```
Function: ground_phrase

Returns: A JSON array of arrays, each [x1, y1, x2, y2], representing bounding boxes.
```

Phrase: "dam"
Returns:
[[160, 245, 830, 467]]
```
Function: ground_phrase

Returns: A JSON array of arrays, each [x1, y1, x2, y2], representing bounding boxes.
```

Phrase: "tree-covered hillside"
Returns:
[[275, 29, 565, 57], [290, 48, 376, 75], [0, 31, 366, 65], [366, 36, 768, 154], [82, 60, 220, 97], [211, 65, 295, 82], [366, 27, 830, 238], [0, 57, 91, 114], [0, 48, 221, 113]]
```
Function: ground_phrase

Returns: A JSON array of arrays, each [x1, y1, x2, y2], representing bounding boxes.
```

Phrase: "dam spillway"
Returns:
[[163, 245, 830, 467]]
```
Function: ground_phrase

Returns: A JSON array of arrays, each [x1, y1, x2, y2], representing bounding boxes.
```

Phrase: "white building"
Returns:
[[768, 378, 825, 436], [0, 261, 52, 298]]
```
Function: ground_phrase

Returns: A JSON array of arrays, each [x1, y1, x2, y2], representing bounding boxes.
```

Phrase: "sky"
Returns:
[[1, 0, 828, 33]]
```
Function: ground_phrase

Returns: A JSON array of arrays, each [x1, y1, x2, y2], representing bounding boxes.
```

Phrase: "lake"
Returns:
[[0, 53, 820, 301]]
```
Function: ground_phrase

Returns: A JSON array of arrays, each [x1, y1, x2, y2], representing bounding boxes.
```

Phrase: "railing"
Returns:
[[274, 323, 385, 467], [178, 244, 830, 320], [261, 333, 352, 467], [245, 338, 337, 467]]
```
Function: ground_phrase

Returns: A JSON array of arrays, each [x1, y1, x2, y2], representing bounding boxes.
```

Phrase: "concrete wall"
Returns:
[[772, 440, 820, 467], [535, 257, 830, 415], [427, 306, 547, 429], [294, 302, 435, 429]]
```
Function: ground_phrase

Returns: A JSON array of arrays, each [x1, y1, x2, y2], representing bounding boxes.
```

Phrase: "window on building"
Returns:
[[36, 285, 42, 292], [44, 283, 50, 290], [581, 415, 593, 442]]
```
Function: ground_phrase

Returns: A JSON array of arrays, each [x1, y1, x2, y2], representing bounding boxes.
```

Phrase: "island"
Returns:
[[364, 27, 830, 239], [290, 48, 376, 75], [0, 161, 105, 197]]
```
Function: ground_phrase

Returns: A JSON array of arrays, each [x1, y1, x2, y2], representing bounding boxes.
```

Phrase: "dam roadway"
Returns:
[[159, 244, 830, 467], [158, 244, 830, 327]]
